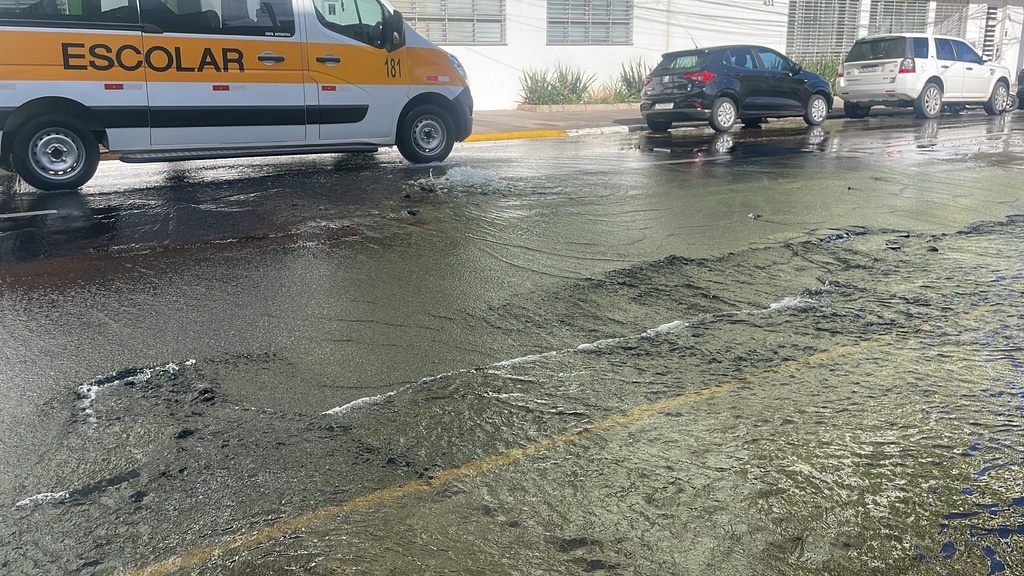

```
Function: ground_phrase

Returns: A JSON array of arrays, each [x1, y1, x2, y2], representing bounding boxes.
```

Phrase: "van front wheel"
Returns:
[[12, 115, 99, 191], [397, 105, 455, 163]]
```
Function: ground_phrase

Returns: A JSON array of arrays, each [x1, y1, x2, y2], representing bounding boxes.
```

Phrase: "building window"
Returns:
[[933, 0, 969, 39], [786, 0, 860, 60], [547, 0, 633, 45], [869, 0, 928, 36], [390, 0, 504, 45]]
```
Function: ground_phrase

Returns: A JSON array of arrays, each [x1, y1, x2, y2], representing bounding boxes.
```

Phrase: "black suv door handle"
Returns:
[[258, 53, 286, 63], [316, 55, 342, 64]]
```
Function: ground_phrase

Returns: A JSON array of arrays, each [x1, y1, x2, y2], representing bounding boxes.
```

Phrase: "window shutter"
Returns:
[[869, 0, 928, 36], [786, 0, 860, 60], [392, 0, 505, 45], [933, 0, 968, 39], [546, 0, 633, 45]]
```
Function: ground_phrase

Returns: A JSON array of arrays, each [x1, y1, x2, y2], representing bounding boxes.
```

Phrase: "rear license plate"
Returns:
[[654, 102, 674, 110]]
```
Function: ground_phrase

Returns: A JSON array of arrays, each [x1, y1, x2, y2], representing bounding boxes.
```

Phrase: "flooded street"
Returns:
[[2, 113, 1024, 575]]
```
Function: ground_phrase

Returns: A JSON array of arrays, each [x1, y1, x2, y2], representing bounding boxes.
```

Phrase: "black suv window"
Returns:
[[952, 39, 982, 63], [935, 38, 956, 61], [845, 37, 909, 62], [756, 48, 791, 72], [723, 48, 755, 70], [656, 52, 709, 72]]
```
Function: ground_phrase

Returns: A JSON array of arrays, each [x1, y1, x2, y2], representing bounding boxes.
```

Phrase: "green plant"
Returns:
[[798, 55, 842, 90], [518, 68, 561, 105], [519, 59, 647, 105], [553, 64, 595, 104], [519, 65, 595, 105], [614, 58, 649, 102]]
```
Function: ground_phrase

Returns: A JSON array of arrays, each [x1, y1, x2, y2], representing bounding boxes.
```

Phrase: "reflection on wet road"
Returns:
[[2, 112, 1024, 575]]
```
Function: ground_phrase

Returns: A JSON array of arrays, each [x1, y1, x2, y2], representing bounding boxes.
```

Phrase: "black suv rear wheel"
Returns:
[[709, 98, 737, 132]]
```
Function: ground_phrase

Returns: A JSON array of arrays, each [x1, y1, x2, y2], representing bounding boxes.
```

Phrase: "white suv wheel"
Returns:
[[915, 83, 942, 119]]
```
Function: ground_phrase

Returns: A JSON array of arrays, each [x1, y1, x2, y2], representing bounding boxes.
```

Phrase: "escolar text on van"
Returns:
[[0, 0, 473, 191]]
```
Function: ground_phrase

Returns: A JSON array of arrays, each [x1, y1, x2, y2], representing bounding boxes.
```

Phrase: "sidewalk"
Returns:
[[468, 105, 646, 141], [469, 99, 851, 141]]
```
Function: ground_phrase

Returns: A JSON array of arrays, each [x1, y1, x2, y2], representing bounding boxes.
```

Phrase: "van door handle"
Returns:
[[966, 66, 974, 70], [316, 54, 342, 65], [940, 64, 950, 69], [257, 52, 286, 63]]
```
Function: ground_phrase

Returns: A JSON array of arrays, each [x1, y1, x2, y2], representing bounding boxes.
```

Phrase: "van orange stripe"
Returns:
[[0, 29, 463, 87]]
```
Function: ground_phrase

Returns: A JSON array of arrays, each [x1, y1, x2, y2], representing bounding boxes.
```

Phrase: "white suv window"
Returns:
[[935, 38, 956, 61], [952, 40, 982, 64]]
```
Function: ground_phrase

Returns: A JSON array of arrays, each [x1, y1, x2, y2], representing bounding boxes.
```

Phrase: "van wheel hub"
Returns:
[[412, 116, 445, 154], [31, 130, 83, 177]]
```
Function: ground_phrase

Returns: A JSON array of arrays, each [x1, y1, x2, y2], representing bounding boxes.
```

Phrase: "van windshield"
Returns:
[[845, 38, 909, 62]]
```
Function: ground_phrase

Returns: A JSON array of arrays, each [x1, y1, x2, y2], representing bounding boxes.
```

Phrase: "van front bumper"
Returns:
[[454, 87, 473, 141]]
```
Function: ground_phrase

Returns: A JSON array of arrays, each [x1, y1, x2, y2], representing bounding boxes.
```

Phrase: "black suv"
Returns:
[[640, 45, 833, 132]]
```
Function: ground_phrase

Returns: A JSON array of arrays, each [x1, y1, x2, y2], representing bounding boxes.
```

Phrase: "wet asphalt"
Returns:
[[2, 109, 1024, 575]]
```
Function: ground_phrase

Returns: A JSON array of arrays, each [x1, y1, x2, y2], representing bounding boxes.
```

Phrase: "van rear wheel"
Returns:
[[397, 104, 454, 164], [12, 114, 99, 191]]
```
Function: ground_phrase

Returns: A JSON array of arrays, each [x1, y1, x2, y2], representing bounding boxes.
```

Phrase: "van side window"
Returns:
[[313, 0, 385, 47], [139, 0, 295, 36], [0, 0, 137, 25]]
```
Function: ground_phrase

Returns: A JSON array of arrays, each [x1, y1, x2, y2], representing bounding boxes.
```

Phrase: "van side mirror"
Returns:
[[383, 9, 405, 52]]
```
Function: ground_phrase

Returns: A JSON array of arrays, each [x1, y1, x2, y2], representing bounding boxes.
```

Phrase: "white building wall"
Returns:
[[445, 0, 1022, 111]]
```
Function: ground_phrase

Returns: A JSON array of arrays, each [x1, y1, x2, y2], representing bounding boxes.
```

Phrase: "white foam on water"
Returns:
[[77, 361, 195, 422], [643, 320, 687, 337], [325, 321, 698, 416], [15, 491, 69, 508], [323, 391, 398, 415], [577, 338, 623, 352], [768, 296, 817, 311], [492, 350, 559, 367], [413, 167, 509, 194]]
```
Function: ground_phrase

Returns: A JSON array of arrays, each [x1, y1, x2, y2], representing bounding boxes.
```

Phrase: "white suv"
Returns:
[[837, 34, 1012, 119]]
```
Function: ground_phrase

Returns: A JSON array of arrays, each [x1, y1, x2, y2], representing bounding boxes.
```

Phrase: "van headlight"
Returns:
[[448, 53, 468, 82]]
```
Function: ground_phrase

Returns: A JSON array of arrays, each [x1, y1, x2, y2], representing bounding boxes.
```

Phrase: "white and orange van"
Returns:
[[0, 0, 473, 190]]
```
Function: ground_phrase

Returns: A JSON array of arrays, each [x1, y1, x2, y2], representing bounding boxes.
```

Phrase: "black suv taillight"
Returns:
[[681, 71, 715, 83]]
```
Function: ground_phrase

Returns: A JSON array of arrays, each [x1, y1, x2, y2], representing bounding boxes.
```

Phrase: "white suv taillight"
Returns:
[[898, 58, 916, 74]]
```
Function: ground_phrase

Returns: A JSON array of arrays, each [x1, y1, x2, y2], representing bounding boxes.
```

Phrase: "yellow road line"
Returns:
[[128, 335, 890, 576], [464, 130, 569, 142]]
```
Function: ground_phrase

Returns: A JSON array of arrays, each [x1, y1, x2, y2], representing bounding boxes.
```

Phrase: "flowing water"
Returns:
[[3, 121, 1024, 575], [6, 218, 1024, 576]]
